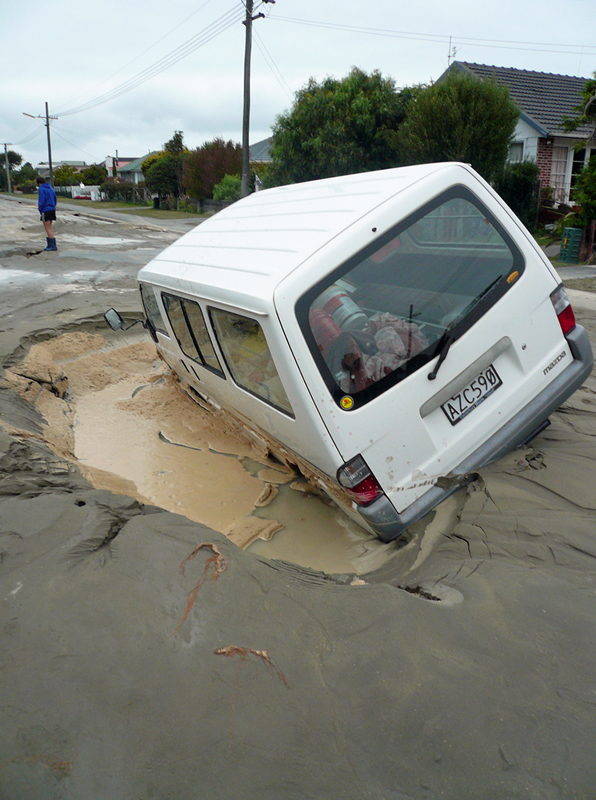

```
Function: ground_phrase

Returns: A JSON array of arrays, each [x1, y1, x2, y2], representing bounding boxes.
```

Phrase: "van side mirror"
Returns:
[[104, 308, 125, 330], [103, 307, 147, 332]]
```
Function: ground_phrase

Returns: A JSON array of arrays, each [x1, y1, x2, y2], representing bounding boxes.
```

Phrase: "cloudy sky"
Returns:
[[3, 0, 596, 168]]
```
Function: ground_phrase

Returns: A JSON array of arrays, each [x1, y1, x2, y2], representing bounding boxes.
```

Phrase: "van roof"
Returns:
[[137, 162, 457, 313]]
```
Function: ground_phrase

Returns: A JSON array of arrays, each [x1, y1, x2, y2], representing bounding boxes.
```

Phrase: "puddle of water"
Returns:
[[65, 342, 394, 573], [0, 269, 49, 282], [72, 375, 394, 573], [58, 235, 141, 246]]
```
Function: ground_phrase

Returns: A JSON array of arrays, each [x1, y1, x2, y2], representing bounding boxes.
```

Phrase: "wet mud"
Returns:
[[1, 197, 596, 799]]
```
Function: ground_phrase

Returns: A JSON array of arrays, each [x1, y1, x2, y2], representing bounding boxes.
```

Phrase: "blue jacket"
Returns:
[[38, 182, 57, 213]]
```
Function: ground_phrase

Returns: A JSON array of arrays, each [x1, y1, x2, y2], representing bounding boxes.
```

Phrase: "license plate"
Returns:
[[441, 364, 502, 425]]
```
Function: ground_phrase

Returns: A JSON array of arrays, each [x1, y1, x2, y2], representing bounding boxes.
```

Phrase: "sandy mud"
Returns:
[[1, 196, 595, 799]]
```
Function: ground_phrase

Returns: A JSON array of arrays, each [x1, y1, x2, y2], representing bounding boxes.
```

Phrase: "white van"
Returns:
[[131, 163, 593, 542]]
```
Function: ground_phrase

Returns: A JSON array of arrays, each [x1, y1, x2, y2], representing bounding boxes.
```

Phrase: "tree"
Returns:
[[395, 71, 519, 183], [53, 164, 84, 186], [144, 154, 179, 198], [184, 138, 242, 200], [164, 131, 187, 209], [0, 150, 23, 191], [12, 161, 38, 187], [266, 68, 415, 186], [213, 174, 242, 203], [81, 163, 108, 185], [573, 155, 596, 221], [563, 71, 596, 138], [493, 160, 540, 230]]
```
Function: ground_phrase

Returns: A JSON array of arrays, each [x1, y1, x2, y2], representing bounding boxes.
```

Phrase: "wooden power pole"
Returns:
[[241, 0, 274, 198]]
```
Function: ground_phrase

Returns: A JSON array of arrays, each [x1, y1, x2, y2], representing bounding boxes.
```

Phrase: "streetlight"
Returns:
[[23, 102, 57, 185]]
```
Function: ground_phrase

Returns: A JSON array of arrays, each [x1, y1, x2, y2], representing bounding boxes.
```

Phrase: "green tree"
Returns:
[[213, 174, 242, 203], [573, 155, 596, 222], [0, 150, 23, 191], [563, 71, 596, 138], [163, 131, 188, 209], [144, 154, 179, 197], [266, 68, 415, 186], [12, 161, 39, 192], [493, 160, 540, 230], [395, 71, 519, 183], [184, 138, 242, 200], [53, 164, 84, 186], [81, 163, 108, 185], [141, 151, 166, 176]]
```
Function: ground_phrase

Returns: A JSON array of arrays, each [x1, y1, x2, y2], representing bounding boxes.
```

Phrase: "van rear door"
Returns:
[[295, 185, 569, 512]]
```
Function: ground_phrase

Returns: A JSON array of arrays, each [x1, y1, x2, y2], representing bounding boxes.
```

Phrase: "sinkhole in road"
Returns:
[[5, 328, 401, 575]]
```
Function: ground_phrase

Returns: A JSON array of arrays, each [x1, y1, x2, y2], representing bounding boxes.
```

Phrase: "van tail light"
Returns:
[[550, 285, 576, 335], [337, 455, 384, 506]]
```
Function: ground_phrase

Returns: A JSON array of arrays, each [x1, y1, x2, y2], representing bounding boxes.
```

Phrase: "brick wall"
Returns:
[[536, 138, 553, 186]]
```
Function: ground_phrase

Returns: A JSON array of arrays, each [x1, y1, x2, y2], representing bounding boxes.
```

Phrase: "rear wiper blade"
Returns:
[[428, 328, 455, 381], [460, 274, 506, 322], [428, 275, 507, 381]]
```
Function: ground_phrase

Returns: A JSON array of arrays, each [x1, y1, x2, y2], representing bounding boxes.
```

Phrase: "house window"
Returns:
[[570, 147, 595, 201], [209, 309, 294, 416], [509, 142, 524, 163], [162, 293, 224, 377], [550, 146, 569, 203]]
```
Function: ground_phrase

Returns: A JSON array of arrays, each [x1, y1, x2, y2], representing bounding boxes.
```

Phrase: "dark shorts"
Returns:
[[41, 210, 56, 222]]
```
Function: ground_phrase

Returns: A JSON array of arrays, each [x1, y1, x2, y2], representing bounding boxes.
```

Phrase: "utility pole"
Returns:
[[3, 143, 13, 194], [23, 101, 57, 185], [241, 0, 275, 198]]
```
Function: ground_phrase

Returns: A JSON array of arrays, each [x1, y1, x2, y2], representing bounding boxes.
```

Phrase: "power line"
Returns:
[[271, 15, 596, 58], [56, 5, 244, 117], [253, 29, 294, 100], [62, 0, 220, 111]]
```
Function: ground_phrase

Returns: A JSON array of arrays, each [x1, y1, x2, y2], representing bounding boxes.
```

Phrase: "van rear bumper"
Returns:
[[358, 325, 594, 543]]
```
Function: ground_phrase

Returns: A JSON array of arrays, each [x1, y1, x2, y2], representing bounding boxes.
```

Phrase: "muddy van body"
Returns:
[[136, 163, 593, 542]]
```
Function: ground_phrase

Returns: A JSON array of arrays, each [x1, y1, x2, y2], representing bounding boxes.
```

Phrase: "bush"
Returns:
[[100, 178, 136, 202], [493, 160, 540, 230], [213, 174, 242, 203]]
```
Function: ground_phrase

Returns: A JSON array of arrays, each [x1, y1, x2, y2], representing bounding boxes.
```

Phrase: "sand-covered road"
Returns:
[[1, 196, 595, 799]]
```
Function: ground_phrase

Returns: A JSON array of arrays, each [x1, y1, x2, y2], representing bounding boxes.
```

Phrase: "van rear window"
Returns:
[[210, 309, 294, 416], [297, 185, 524, 409]]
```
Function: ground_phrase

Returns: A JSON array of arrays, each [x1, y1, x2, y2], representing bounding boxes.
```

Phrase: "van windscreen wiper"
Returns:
[[428, 275, 507, 381], [428, 328, 456, 381]]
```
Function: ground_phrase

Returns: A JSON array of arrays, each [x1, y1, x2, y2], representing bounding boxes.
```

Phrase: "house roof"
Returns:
[[249, 137, 272, 163], [117, 152, 160, 173], [449, 62, 594, 140]]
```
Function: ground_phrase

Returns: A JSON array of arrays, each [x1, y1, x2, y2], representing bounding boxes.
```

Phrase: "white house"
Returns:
[[445, 62, 595, 204]]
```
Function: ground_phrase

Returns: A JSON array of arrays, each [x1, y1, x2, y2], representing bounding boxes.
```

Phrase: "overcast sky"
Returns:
[[3, 0, 596, 168]]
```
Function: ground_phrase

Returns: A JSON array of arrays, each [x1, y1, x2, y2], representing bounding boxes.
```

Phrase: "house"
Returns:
[[444, 62, 595, 204], [116, 152, 159, 185], [104, 155, 137, 176], [249, 137, 272, 164], [36, 160, 87, 179]]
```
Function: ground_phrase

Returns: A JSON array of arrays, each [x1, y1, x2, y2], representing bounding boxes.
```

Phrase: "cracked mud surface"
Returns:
[[1, 196, 596, 799]]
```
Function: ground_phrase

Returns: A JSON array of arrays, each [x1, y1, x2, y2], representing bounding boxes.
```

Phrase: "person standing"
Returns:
[[36, 176, 58, 251]]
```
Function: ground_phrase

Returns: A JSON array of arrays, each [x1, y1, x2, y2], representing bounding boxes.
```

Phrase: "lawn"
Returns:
[[55, 197, 204, 220], [563, 277, 596, 293]]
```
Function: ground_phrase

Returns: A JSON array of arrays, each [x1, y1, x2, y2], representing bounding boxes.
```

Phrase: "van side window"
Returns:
[[162, 293, 224, 377], [139, 283, 168, 336], [210, 309, 294, 416], [298, 186, 524, 408]]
